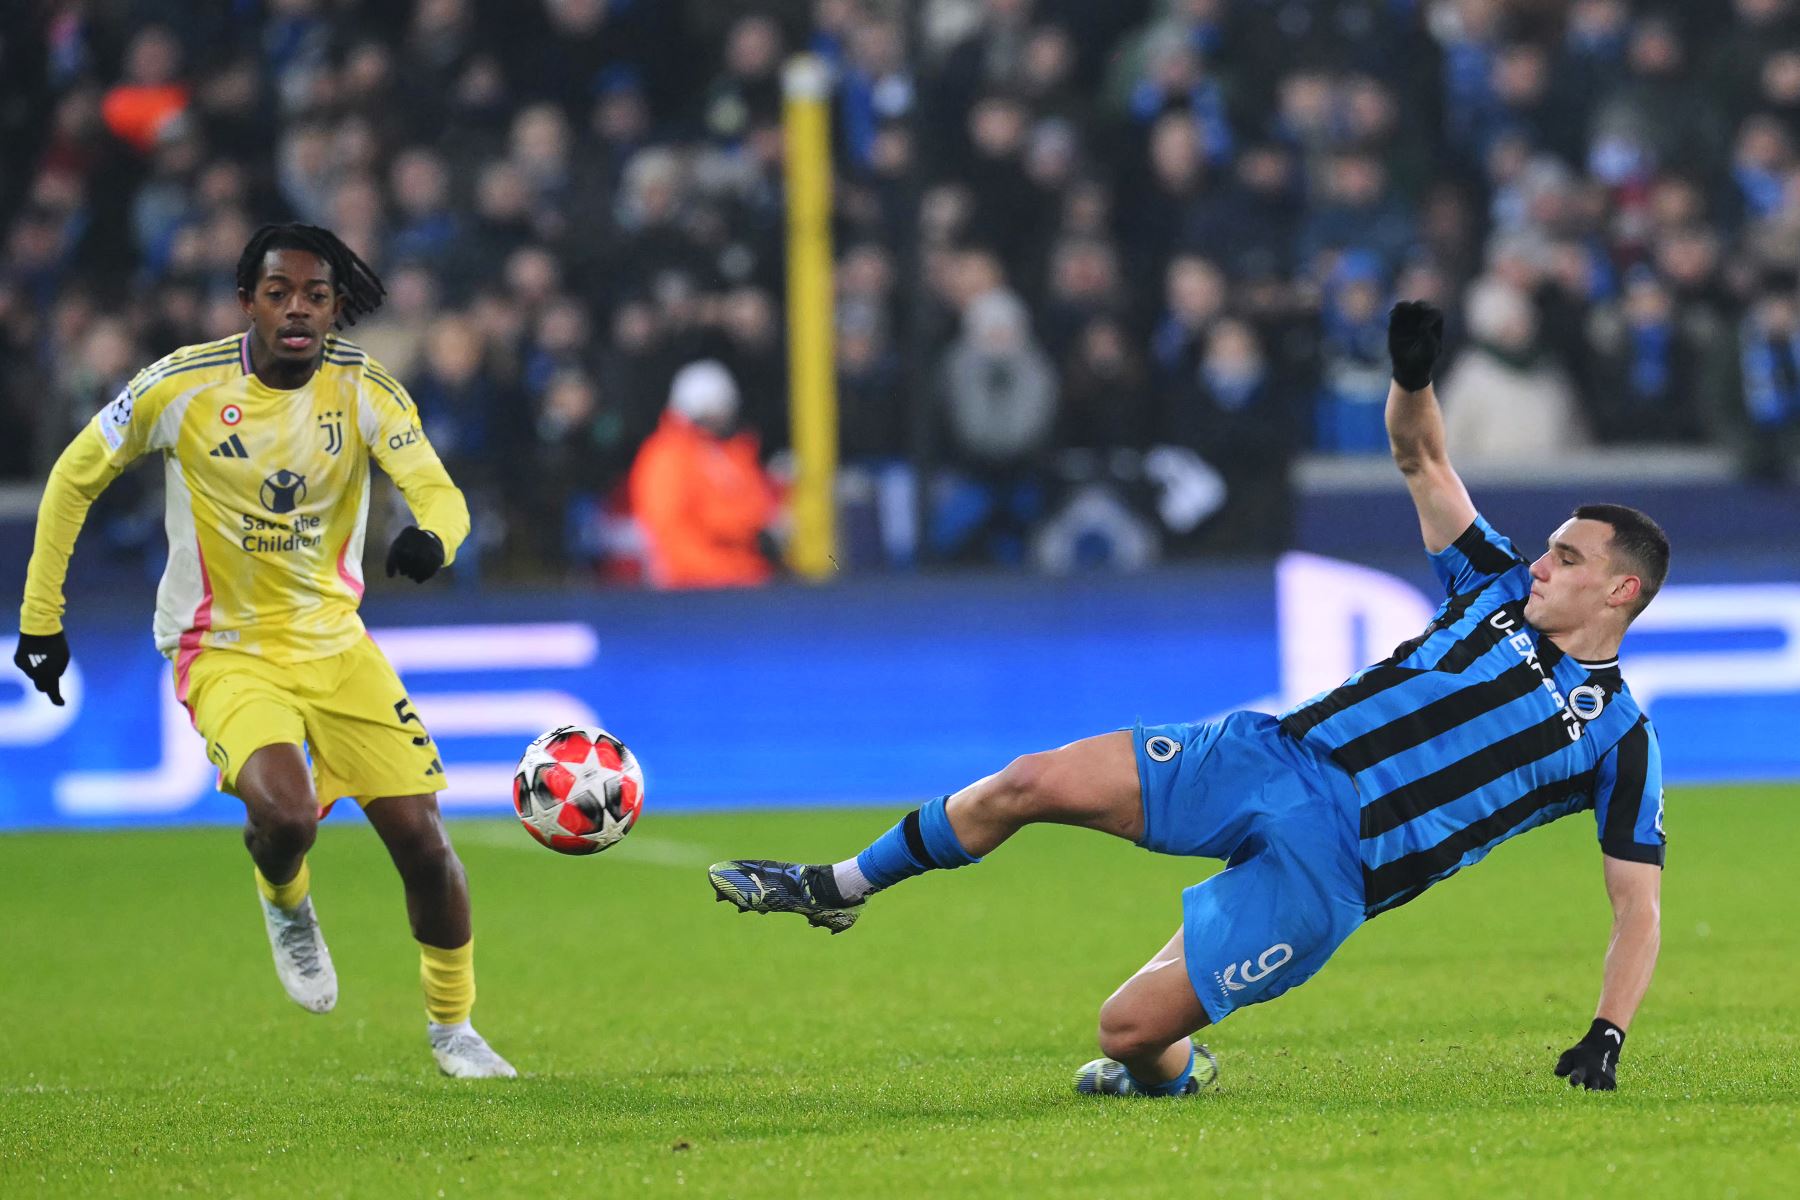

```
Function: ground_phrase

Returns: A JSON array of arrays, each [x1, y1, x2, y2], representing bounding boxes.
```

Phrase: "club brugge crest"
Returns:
[[1569, 685, 1607, 721], [260, 470, 308, 514]]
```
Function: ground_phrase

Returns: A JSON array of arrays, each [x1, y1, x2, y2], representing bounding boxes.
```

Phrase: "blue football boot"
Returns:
[[1073, 1044, 1219, 1096], [708, 859, 862, 933]]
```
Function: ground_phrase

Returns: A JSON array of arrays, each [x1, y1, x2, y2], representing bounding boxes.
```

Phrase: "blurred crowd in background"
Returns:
[[4, 0, 1800, 585]]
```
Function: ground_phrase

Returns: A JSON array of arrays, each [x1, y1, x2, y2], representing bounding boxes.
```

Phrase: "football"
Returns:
[[512, 725, 645, 854]]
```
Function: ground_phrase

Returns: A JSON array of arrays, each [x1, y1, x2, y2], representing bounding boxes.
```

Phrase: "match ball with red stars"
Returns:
[[512, 726, 644, 854]]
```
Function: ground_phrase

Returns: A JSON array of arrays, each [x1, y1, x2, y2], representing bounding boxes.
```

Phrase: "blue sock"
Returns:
[[854, 795, 981, 891], [1126, 1043, 1195, 1097]]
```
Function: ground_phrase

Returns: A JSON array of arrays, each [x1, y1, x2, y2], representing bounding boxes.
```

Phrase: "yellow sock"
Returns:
[[420, 939, 476, 1026], [255, 859, 310, 911]]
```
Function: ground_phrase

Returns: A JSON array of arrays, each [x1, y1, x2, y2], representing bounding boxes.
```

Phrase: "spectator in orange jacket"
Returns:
[[629, 360, 783, 589]]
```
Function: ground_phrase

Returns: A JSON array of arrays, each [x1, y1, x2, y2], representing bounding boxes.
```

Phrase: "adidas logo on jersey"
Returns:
[[209, 434, 249, 458]]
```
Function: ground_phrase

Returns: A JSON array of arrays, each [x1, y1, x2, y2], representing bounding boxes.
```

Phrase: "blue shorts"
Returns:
[[1134, 711, 1366, 1025]]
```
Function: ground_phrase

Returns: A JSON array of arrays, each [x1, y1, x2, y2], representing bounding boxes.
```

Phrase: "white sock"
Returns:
[[428, 1019, 474, 1042], [832, 858, 873, 902]]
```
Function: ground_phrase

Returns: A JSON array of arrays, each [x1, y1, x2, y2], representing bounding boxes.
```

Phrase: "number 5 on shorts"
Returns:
[[394, 698, 432, 747]]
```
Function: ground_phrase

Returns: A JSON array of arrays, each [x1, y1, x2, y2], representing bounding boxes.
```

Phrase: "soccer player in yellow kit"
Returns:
[[12, 224, 514, 1078]]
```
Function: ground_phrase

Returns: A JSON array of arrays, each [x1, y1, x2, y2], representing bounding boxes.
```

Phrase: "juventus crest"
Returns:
[[318, 410, 344, 455]]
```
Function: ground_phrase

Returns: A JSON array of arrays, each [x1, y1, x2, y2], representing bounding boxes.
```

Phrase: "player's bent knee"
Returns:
[[1096, 993, 1186, 1063], [992, 751, 1062, 816], [997, 747, 1109, 824], [995, 751, 1045, 796], [1096, 1017, 1164, 1065], [242, 780, 317, 826], [236, 747, 318, 833], [250, 804, 317, 858], [1096, 996, 1139, 1058]]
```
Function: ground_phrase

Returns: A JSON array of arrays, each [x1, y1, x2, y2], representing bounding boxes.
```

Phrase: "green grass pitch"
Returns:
[[3, 785, 1797, 1197]]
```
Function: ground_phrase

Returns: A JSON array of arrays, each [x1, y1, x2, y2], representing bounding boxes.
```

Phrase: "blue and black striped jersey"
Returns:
[[1279, 516, 1666, 916]]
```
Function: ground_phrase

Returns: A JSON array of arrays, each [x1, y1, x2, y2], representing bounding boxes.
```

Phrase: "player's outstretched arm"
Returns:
[[1555, 855, 1661, 1091], [15, 424, 134, 705], [1385, 301, 1477, 554], [363, 367, 469, 584]]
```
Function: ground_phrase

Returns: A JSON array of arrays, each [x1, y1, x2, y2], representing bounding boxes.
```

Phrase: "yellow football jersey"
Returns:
[[20, 332, 469, 670]]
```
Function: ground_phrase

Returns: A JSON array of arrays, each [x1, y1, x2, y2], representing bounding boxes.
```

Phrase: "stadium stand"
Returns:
[[3, 0, 1796, 581]]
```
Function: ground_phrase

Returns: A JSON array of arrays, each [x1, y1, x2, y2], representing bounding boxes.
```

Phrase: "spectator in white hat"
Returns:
[[627, 359, 784, 588]]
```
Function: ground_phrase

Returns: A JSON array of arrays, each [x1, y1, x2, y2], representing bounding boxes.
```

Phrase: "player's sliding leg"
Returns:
[[364, 794, 516, 1079], [1075, 927, 1218, 1097], [709, 731, 1141, 930], [236, 744, 337, 1014], [943, 730, 1144, 851]]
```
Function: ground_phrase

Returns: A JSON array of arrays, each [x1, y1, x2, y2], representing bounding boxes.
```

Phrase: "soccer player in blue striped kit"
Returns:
[[711, 300, 1667, 1096]]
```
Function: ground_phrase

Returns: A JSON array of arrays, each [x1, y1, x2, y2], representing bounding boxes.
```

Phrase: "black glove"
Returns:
[[14, 630, 70, 706], [1554, 1018, 1624, 1091], [1388, 300, 1444, 391], [385, 527, 445, 583]]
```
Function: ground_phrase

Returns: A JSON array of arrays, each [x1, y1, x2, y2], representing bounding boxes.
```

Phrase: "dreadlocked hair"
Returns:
[[235, 223, 387, 328]]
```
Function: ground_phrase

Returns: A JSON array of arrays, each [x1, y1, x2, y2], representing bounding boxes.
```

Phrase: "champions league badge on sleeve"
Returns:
[[98, 388, 133, 451]]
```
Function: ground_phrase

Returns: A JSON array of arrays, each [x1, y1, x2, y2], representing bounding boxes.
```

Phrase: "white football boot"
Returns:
[[259, 894, 338, 1014], [429, 1022, 518, 1079]]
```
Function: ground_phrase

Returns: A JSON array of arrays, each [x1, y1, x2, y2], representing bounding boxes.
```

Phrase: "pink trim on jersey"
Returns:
[[239, 332, 252, 375], [174, 537, 215, 711], [336, 536, 364, 600]]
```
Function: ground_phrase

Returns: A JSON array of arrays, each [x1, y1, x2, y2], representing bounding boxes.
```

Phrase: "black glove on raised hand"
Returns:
[[1388, 300, 1445, 391], [385, 527, 445, 583], [14, 631, 70, 706], [1555, 1018, 1624, 1091]]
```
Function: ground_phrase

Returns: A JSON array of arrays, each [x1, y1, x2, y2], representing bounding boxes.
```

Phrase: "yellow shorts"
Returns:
[[179, 636, 446, 811]]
